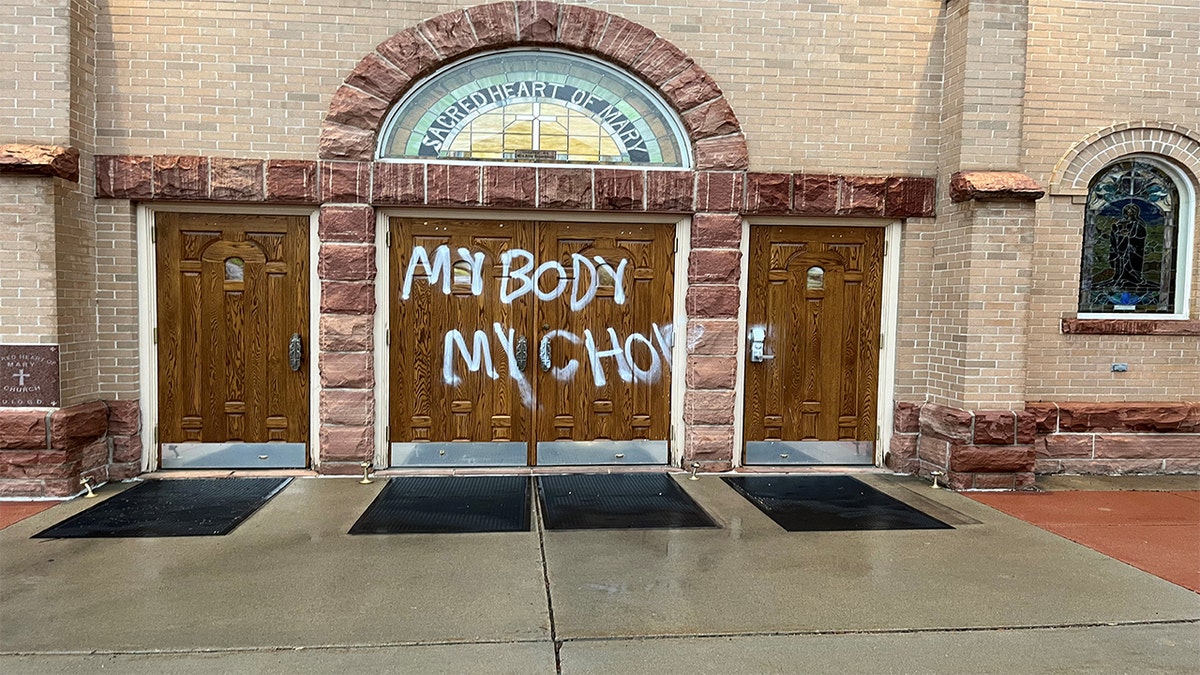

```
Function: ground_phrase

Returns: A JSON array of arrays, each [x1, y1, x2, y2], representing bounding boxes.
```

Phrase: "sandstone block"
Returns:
[[539, 168, 592, 209], [319, 244, 377, 282], [917, 435, 949, 467], [595, 169, 644, 211], [632, 38, 693, 87], [950, 171, 1044, 203], [319, 352, 374, 389], [838, 175, 886, 216], [684, 391, 736, 425], [428, 164, 481, 206], [266, 160, 318, 203], [319, 425, 374, 462], [467, 3, 519, 47], [50, 401, 108, 450], [883, 176, 936, 218], [685, 320, 739, 356], [483, 165, 536, 208], [920, 404, 973, 442], [153, 155, 209, 200], [376, 28, 441, 78], [972, 410, 1015, 445], [320, 161, 371, 202], [557, 4, 607, 51], [686, 356, 737, 390], [686, 285, 739, 319], [105, 400, 141, 435], [320, 389, 375, 426], [745, 173, 791, 214], [595, 16, 656, 67], [320, 314, 375, 352], [373, 162, 425, 205], [893, 402, 921, 433], [346, 53, 411, 101], [695, 172, 744, 212], [0, 409, 48, 449], [1039, 434, 1094, 458], [319, 206, 375, 244], [691, 213, 741, 248], [683, 99, 740, 140], [694, 135, 749, 171], [645, 170, 693, 212], [209, 157, 265, 201], [95, 155, 153, 199], [688, 249, 741, 284], [326, 85, 390, 131], [418, 9, 478, 59], [948, 444, 1035, 473], [1057, 403, 1200, 433], [0, 143, 80, 181], [321, 282, 376, 314], [684, 426, 734, 462], [1093, 435, 1200, 459], [793, 174, 839, 215], [516, 1, 559, 44], [661, 63, 722, 113], [112, 435, 143, 463]]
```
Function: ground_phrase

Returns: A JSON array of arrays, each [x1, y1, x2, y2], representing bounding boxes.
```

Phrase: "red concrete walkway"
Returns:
[[971, 489, 1200, 593], [0, 502, 57, 530]]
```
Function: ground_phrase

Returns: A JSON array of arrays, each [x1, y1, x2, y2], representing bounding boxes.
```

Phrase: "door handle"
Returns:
[[748, 326, 773, 363], [538, 333, 553, 372], [289, 333, 303, 371], [515, 335, 528, 373]]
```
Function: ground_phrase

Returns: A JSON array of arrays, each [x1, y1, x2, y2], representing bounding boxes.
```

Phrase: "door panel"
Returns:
[[388, 218, 675, 467], [533, 222, 674, 465], [156, 212, 309, 469], [744, 226, 883, 465], [390, 218, 534, 465]]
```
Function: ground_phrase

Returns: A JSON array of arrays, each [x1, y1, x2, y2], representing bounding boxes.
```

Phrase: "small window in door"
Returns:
[[225, 257, 245, 281], [452, 260, 473, 286], [806, 266, 824, 290]]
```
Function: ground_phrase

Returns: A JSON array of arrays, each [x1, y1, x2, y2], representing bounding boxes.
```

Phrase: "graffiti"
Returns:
[[405, 244, 672, 397]]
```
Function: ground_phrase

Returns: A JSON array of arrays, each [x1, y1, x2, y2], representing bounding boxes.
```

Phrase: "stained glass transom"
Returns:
[[1079, 159, 1181, 314], [378, 50, 690, 167]]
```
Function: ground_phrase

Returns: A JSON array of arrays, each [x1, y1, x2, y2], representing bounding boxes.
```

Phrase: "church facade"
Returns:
[[2, 0, 1197, 497]]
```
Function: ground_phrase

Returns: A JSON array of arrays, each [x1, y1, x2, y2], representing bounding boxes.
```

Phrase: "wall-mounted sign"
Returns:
[[0, 344, 61, 407]]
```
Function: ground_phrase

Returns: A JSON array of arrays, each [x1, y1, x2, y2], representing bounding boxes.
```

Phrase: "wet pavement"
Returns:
[[2, 473, 1198, 673]]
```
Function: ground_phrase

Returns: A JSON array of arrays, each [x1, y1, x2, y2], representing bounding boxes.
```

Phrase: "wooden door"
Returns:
[[743, 226, 883, 465], [389, 218, 534, 465], [156, 212, 309, 466], [533, 222, 674, 464], [388, 218, 675, 466]]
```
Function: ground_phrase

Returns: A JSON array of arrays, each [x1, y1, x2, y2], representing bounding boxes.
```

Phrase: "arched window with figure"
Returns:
[[1079, 156, 1195, 317]]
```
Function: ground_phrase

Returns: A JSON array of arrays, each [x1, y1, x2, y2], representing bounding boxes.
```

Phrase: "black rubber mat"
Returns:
[[349, 476, 531, 534], [723, 475, 953, 531], [32, 478, 290, 538], [538, 474, 718, 530]]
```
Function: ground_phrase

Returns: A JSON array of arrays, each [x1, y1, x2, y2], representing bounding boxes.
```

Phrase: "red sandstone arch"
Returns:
[[319, 1, 748, 171]]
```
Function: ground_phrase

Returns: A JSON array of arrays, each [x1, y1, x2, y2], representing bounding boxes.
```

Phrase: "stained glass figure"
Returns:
[[377, 50, 690, 168], [1079, 160, 1180, 314]]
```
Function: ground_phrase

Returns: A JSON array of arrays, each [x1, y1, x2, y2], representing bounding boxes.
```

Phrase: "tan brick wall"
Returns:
[[0, 178, 60, 342], [91, 0, 945, 173], [0, 1, 71, 144], [94, 201, 139, 399]]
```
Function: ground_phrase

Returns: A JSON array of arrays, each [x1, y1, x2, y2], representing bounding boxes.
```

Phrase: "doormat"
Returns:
[[32, 478, 291, 538], [723, 475, 953, 531], [349, 476, 531, 534], [538, 474, 718, 530]]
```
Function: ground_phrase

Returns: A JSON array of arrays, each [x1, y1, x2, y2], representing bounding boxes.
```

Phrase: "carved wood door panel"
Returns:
[[389, 218, 535, 466], [388, 218, 675, 467], [743, 226, 883, 465], [533, 222, 675, 465], [156, 212, 309, 469]]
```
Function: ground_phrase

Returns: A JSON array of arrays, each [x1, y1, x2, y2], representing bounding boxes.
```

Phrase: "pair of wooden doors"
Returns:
[[155, 213, 310, 469], [742, 226, 884, 465], [388, 218, 675, 466]]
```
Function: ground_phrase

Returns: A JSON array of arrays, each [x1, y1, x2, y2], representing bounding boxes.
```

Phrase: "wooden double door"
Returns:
[[389, 218, 675, 466], [743, 226, 884, 465], [155, 212, 310, 469]]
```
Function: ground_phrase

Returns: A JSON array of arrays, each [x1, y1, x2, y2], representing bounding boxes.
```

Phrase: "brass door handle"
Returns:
[[289, 333, 303, 372]]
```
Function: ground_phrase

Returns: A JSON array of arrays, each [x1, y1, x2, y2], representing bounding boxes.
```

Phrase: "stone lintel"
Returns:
[[950, 171, 1045, 203], [0, 144, 80, 182]]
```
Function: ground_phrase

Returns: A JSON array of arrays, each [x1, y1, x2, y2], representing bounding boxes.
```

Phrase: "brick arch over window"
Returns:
[[1051, 121, 1200, 196], [318, 1, 748, 171]]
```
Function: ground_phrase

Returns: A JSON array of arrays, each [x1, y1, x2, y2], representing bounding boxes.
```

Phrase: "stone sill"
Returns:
[[1061, 318, 1200, 336]]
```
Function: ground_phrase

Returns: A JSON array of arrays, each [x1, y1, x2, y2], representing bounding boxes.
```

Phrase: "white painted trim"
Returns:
[[739, 217, 898, 468], [731, 217, 752, 469], [373, 210, 391, 469], [307, 210, 321, 470], [877, 220, 903, 466], [669, 216, 691, 467], [135, 203, 319, 473]]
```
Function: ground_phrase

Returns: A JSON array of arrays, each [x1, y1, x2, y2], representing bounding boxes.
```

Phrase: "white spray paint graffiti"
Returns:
[[405, 244, 672, 404]]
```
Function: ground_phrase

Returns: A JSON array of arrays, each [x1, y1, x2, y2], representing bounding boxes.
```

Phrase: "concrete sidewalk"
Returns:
[[2, 474, 1198, 673]]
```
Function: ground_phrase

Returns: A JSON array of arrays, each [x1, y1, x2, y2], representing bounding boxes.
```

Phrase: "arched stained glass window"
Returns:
[[1079, 157, 1193, 316], [377, 50, 691, 168]]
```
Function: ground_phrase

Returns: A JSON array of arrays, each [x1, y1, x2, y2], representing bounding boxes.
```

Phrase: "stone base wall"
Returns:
[[0, 400, 141, 498], [887, 401, 1200, 490]]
